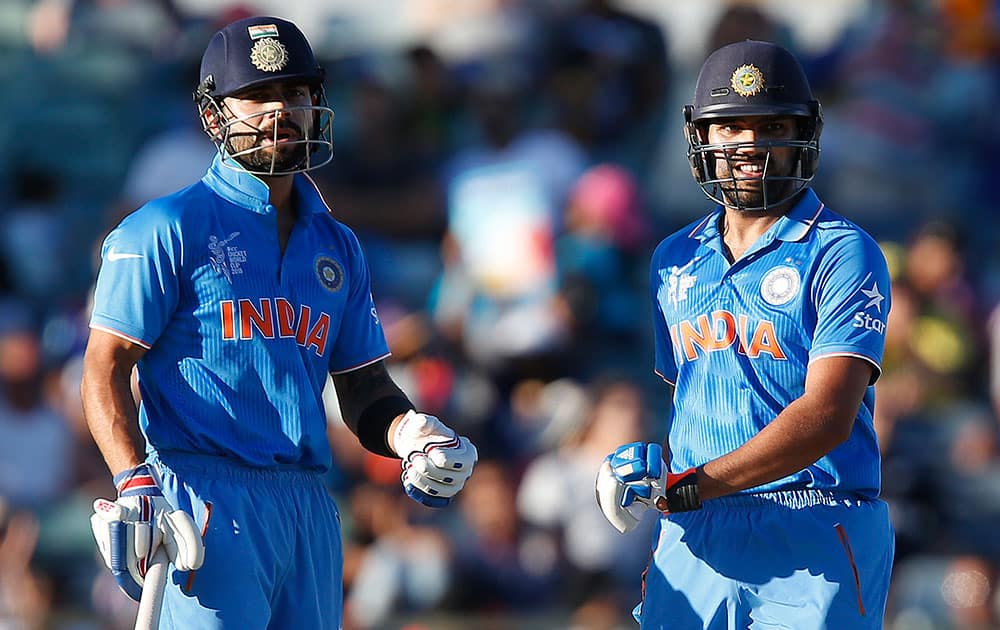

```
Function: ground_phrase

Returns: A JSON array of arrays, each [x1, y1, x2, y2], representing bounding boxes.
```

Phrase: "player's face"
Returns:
[[706, 116, 800, 211], [220, 82, 316, 174]]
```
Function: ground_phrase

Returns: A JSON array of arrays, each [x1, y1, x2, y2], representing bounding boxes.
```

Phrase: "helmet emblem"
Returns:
[[250, 38, 289, 72], [731, 64, 765, 97]]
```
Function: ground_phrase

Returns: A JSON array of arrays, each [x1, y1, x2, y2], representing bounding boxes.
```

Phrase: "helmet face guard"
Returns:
[[197, 87, 334, 176], [684, 40, 823, 212], [194, 16, 334, 176], [685, 103, 821, 212]]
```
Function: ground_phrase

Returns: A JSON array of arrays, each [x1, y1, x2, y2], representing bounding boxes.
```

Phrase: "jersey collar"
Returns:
[[202, 154, 330, 216], [689, 188, 824, 244]]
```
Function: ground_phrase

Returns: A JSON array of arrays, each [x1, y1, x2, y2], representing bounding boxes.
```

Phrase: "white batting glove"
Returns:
[[392, 410, 478, 508], [90, 463, 205, 601], [596, 442, 701, 534]]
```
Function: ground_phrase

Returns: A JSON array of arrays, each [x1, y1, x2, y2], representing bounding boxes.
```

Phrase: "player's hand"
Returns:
[[595, 442, 701, 534], [392, 410, 478, 508], [90, 463, 205, 601]]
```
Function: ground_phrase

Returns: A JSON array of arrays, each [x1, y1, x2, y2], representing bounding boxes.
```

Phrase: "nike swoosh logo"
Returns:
[[107, 249, 144, 261]]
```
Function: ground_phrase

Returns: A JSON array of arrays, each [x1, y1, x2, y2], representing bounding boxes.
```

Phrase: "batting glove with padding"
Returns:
[[392, 410, 477, 508], [90, 463, 205, 601], [596, 442, 701, 534]]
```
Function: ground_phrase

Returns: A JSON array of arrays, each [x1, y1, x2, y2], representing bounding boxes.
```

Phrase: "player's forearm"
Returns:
[[81, 361, 145, 477], [697, 395, 854, 501], [332, 360, 414, 458]]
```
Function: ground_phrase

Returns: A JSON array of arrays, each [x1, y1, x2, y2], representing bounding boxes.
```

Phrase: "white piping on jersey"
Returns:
[[330, 351, 393, 375], [808, 351, 881, 383], [89, 324, 153, 349], [789, 202, 825, 241]]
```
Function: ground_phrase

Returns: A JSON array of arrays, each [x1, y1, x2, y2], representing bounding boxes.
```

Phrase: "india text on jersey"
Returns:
[[220, 298, 331, 356], [668, 310, 787, 363]]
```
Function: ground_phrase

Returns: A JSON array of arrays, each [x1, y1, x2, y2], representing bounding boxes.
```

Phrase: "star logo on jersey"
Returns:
[[860, 281, 885, 313], [662, 256, 701, 307]]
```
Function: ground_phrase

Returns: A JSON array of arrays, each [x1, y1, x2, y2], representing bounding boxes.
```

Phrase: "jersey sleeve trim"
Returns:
[[88, 323, 153, 349], [807, 350, 882, 385], [330, 351, 392, 375]]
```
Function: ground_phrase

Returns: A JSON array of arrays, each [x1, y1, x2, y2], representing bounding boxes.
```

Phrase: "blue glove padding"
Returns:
[[596, 442, 700, 533], [609, 442, 664, 507]]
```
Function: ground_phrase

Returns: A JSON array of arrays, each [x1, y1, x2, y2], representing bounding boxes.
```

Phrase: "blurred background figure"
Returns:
[[2, 0, 1000, 626]]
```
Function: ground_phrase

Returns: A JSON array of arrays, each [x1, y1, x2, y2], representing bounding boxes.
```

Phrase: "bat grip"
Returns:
[[135, 549, 169, 630]]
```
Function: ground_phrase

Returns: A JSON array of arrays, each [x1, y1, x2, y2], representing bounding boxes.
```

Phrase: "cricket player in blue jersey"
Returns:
[[80, 16, 477, 629], [596, 40, 894, 628]]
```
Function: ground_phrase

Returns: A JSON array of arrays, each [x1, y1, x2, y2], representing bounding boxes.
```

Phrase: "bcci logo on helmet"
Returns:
[[731, 64, 765, 97], [249, 38, 289, 72]]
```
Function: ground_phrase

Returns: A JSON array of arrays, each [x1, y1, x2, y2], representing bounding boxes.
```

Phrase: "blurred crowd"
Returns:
[[1, 0, 1000, 628]]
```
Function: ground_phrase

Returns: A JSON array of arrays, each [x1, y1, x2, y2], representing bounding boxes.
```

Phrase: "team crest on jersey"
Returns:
[[208, 232, 246, 283], [315, 256, 344, 292], [760, 265, 800, 306]]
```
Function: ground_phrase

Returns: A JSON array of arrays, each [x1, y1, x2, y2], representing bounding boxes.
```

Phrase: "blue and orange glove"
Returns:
[[595, 442, 701, 533], [392, 411, 478, 508], [90, 463, 205, 600]]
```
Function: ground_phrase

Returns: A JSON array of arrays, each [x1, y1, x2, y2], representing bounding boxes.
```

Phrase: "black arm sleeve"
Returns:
[[353, 395, 412, 458], [332, 360, 413, 459]]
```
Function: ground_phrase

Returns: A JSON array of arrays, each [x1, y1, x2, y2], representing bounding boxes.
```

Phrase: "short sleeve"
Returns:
[[89, 206, 181, 348], [651, 247, 677, 385], [327, 230, 391, 373], [809, 233, 891, 384]]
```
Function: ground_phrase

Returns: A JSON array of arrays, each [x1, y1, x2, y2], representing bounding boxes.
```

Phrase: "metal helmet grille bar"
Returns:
[[687, 137, 819, 212], [199, 98, 334, 176]]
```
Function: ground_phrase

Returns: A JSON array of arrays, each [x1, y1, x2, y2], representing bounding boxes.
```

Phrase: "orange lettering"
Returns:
[[221, 300, 235, 340], [276, 298, 297, 338], [239, 299, 274, 339], [748, 321, 787, 360]]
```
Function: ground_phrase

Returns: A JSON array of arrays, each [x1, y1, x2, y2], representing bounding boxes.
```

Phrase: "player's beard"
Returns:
[[226, 120, 309, 173], [715, 151, 796, 212]]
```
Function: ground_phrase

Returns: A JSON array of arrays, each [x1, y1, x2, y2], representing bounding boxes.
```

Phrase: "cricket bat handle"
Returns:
[[135, 549, 168, 630]]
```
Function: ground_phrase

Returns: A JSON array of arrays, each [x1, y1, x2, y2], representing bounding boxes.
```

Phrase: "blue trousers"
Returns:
[[149, 451, 343, 630], [635, 490, 894, 629]]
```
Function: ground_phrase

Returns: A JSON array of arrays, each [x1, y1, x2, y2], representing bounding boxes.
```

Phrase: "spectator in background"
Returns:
[[431, 61, 587, 388], [0, 302, 75, 511], [517, 379, 653, 620], [557, 164, 648, 378], [0, 168, 72, 308], [0, 500, 52, 629], [446, 460, 559, 613], [401, 44, 466, 167], [315, 69, 448, 310], [539, 0, 669, 173], [344, 481, 452, 629]]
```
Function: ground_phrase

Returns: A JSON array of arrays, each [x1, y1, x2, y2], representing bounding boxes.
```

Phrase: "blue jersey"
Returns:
[[651, 189, 889, 496], [90, 155, 390, 471]]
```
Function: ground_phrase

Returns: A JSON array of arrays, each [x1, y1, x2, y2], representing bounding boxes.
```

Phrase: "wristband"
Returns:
[[355, 396, 412, 458], [655, 467, 701, 513]]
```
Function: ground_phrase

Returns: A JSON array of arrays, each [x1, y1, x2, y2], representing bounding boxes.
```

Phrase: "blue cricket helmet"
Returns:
[[194, 16, 334, 176], [197, 16, 324, 98], [684, 40, 822, 212]]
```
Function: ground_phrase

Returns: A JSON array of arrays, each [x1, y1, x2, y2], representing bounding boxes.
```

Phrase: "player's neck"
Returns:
[[720, 210, 781, 262], [261, 174, 296, 217]]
